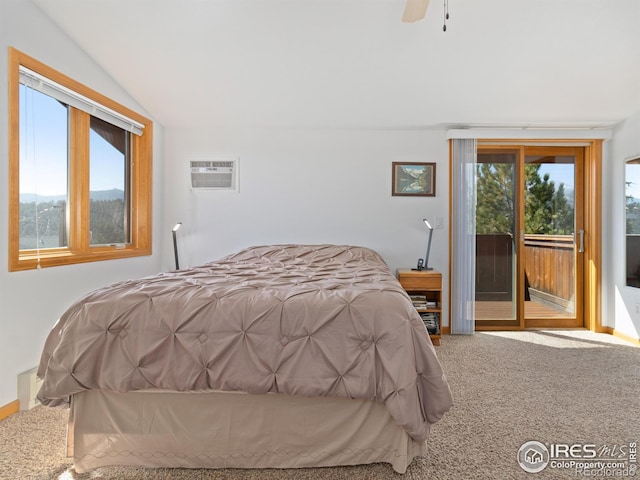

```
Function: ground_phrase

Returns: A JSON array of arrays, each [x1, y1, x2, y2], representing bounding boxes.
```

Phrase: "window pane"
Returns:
[[626, 159, 640, 287], [19, 84, 69, 250], [627, 160, 640, 235], [525, 156, 574, 235], [89, 116, 130, 245]]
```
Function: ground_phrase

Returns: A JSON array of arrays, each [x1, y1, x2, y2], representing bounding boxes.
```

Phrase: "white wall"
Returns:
[[164, 126, 450, 321], [0, 0, 164, 408], [609, 111, 640, 340]]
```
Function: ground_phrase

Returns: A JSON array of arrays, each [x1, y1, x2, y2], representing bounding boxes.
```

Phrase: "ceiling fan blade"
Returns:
[[401, 0, 430, 23]]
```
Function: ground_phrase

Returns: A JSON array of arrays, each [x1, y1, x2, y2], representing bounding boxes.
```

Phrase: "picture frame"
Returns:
[[392, 162, 436, 197]]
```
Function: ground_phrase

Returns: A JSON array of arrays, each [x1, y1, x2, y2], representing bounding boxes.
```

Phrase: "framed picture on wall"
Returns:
[[392, 162, 436, 197]]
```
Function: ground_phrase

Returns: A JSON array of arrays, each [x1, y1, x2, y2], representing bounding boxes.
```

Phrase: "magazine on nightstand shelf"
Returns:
[[420, 312, 440, 335]]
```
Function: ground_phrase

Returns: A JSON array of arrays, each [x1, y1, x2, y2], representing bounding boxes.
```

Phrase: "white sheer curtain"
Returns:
[[451, 138, 476, 334]]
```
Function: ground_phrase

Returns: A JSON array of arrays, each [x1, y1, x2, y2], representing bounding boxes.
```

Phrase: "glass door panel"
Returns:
[[523, 148, 583, 327], [475, 150, 519, 326]]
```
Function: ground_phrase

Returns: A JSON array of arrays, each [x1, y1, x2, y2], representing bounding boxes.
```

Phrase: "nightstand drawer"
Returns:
[[396, 269, 442, 291], [399, 275, 441, 291]]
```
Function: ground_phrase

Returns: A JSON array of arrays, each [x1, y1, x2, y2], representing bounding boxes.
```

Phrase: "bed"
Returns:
[[37, 244, 453, 474]]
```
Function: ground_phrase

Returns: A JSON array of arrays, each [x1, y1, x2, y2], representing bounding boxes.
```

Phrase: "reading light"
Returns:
[[415, 218, 434, 271], [172, 222, 182, 270]]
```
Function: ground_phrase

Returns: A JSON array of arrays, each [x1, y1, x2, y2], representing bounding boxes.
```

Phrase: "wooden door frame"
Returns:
[[446, 139, 602, 333], [583, 139, 603, 333]]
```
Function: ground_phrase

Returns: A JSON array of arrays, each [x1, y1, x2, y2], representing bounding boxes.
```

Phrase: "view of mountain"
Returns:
[[20, 189, 124, 203], [89, 189, 125, 201]]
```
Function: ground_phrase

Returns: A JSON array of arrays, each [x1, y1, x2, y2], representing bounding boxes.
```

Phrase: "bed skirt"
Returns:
[[68, 390, 427, 474]]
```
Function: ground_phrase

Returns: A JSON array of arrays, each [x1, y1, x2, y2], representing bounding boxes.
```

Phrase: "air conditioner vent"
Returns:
[[190, 159, 238, 190]]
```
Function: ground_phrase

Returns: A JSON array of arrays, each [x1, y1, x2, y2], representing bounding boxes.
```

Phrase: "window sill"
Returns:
[[9, 246, 152, 271]]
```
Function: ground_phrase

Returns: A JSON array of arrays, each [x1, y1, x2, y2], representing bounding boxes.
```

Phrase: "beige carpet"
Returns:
[[1, 330, 638, 480]]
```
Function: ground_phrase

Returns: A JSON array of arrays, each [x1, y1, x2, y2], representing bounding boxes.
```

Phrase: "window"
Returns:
[[627, 158, 640, 288], [8, 47, 152, 271]]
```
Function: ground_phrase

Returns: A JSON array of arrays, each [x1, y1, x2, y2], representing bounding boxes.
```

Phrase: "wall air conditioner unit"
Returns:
[[190, 159, 239, 191]]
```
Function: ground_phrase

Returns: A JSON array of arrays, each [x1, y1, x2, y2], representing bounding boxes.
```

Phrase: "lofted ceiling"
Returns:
[[32, 0, 640, 130]]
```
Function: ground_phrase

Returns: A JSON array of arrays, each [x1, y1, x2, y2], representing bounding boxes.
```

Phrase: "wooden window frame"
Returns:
[[8, 47, 152, 271]]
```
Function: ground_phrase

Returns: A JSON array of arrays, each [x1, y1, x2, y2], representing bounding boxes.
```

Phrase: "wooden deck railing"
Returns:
[[523, 234, 575, 312], [475, 234, 575, 311]]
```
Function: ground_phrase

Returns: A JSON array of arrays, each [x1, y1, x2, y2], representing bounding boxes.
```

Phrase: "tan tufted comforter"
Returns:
[[37, 244, 452, 442]]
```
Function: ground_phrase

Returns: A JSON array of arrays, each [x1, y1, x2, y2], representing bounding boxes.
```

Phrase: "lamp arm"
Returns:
[[424, 228, 433, 270], [172, 230, 180, 270]]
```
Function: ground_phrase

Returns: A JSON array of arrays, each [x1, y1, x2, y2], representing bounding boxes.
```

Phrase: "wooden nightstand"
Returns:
[[396, 269, 442, 346]]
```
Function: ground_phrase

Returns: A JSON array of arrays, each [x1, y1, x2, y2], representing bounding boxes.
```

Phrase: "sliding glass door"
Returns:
[[475, 145, 584, 328]]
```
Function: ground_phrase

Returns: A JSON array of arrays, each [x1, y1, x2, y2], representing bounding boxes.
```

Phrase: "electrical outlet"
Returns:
[[636, 303, 640, 315], [435, 217, 443, 229]]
